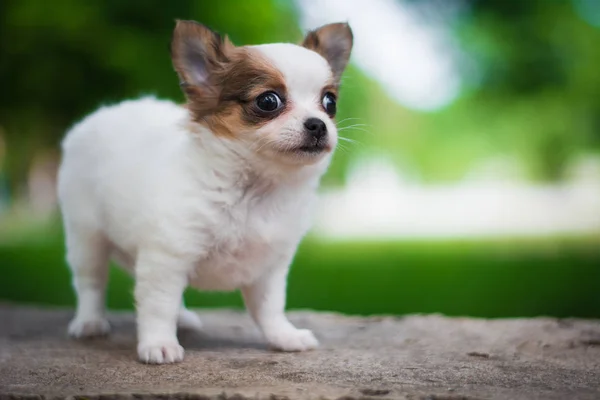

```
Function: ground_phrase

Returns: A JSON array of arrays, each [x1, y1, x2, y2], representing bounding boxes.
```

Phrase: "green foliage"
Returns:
[[453, 0, 600, 180]]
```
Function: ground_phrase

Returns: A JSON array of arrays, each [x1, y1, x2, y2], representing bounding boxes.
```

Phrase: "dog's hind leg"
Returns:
[[177, 299, 203, 331], [64, 225, 111, 338]]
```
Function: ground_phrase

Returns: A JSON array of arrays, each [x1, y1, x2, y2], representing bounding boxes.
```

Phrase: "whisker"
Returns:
[[335, 143, 350, 154], [337, 137, 363, 150], [338, 126, 372, 135], [338, 136, 360, 145], [336, 117, 364, 125], [338, 123, 370, 129]]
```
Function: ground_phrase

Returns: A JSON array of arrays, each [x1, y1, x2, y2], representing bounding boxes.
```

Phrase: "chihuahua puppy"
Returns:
[[57, 20, 353, 364]]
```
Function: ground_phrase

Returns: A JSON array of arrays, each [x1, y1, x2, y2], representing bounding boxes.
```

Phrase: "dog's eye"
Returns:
[[256, 92, 283, 112], [322, 92, 337, 116]]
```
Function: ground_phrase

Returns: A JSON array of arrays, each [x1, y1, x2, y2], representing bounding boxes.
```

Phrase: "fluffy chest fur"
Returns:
[[187, 175, 317, 290]]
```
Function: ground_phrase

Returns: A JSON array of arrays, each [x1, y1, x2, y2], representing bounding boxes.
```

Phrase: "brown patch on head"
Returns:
[[171, 20, 288, 138], [206, 48, 288, 137], [302, 22, 353, 84]]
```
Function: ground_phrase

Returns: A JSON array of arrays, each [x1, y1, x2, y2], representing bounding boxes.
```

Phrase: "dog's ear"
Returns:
[[171, 20, 236, 115], [302, 23, 353, 83], [171, 20, 235, 90]]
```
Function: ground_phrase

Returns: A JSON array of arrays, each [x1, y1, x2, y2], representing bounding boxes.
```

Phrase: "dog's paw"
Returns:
[[138, 340, 184, 364], [177, 309, 203, 331], [68, 316, 110, 338], [267, 328, 319, 352]]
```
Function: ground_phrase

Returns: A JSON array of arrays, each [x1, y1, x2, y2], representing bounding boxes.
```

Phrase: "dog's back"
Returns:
[[57, 97, 187, 265]]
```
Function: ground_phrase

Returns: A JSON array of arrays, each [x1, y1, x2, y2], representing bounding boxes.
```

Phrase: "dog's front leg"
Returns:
[[242, 261, 318, 352], [135, 249, 190, 364]]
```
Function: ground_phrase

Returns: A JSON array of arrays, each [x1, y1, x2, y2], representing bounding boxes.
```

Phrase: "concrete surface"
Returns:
[[1, 305, 599, 400]]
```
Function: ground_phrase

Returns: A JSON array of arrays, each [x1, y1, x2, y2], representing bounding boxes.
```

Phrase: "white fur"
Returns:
[[58, 44, 336, 364]]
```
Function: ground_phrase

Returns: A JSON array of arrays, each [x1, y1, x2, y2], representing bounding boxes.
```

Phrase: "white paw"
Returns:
[[177, 309, 203, 331], [137, 340, 184, 364], [68, 316, 110, 338], [266, 328, 319, 352]]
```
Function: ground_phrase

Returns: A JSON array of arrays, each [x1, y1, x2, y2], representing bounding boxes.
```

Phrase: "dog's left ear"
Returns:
[[302, 23, 353, 83]]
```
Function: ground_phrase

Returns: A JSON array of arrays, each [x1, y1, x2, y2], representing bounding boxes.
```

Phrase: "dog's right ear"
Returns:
[[171, 20, 236, 116], [171, 20, 235, 90]]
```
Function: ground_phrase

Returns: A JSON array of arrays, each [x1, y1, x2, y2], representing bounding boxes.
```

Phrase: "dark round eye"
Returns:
[[322, 92, 337, 116], [256, 91, 283, 112]]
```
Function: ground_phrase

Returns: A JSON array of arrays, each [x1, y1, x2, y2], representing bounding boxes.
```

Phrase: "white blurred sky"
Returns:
[[296, 0, 462, 111]]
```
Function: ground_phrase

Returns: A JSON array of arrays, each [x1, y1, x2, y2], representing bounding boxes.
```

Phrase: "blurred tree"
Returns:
[[0, 0, 301, 200], [396, 0, 600, 181], [453, 0, 600, 180]]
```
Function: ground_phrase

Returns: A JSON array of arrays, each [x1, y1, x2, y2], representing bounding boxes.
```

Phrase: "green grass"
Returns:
[[1, 226, 599, 318]]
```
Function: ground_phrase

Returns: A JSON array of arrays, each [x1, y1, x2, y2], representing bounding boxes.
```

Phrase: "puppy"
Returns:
[[57, 20, 353, 364]]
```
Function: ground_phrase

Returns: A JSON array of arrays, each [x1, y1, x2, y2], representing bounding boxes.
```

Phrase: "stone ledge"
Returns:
[[0, 305, 599, 400]]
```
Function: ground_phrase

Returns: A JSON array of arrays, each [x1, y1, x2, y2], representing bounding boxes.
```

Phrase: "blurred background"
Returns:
[[1, 0, 599, 318]]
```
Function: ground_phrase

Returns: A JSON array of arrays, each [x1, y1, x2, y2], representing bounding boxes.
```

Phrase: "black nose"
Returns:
[[304, 118, 327, 140]]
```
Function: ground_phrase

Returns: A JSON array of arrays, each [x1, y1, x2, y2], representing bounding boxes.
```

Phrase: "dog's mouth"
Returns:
[[297, 143, 328, 153], [268, 137, 332, 160], [292, 137, 330, 155]]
